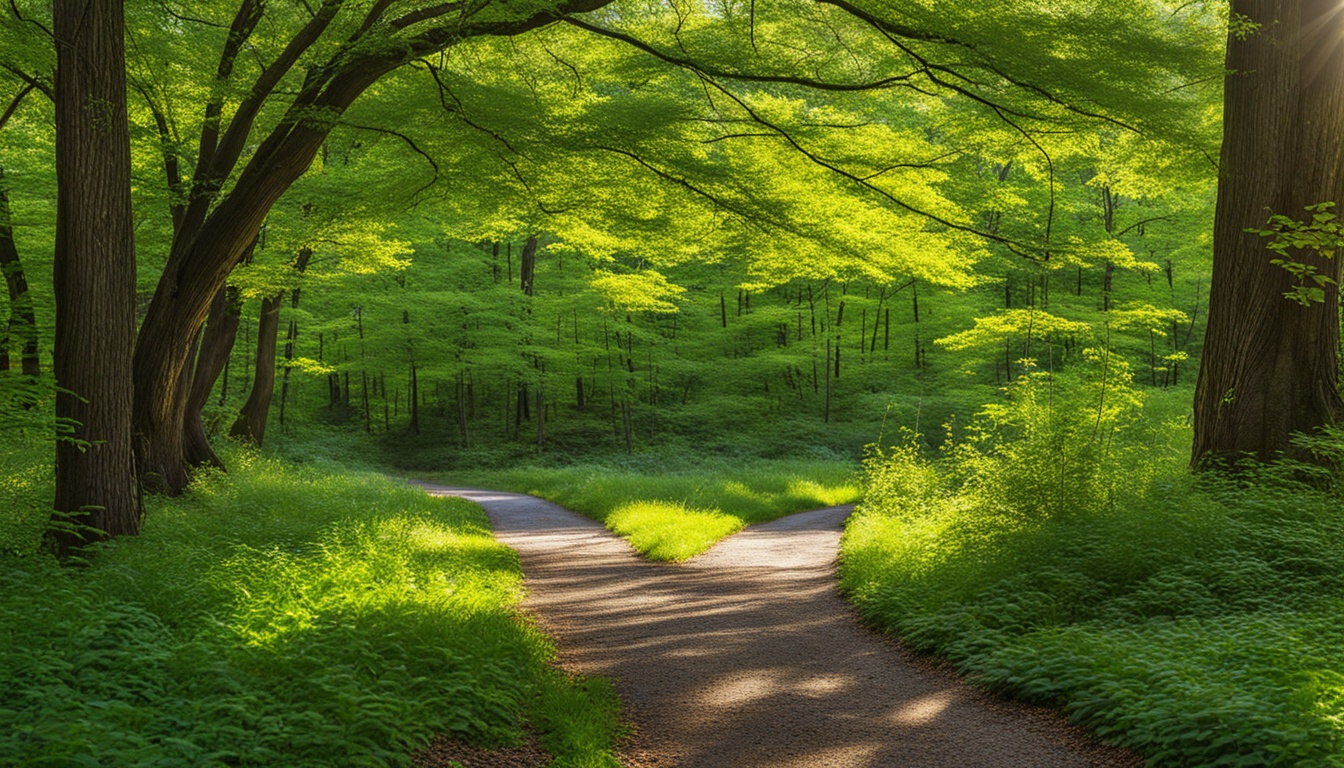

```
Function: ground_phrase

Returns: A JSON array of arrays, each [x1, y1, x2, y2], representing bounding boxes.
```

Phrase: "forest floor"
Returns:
[[410, 484, 1141, 768]]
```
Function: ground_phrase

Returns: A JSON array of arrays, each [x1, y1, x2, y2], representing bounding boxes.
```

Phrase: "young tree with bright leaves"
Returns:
[[1192, 0, 1344, 465], [50, 0, 141, 550]]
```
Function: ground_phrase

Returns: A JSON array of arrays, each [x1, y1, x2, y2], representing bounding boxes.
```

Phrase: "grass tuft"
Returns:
[[444, 457, 859, 560]]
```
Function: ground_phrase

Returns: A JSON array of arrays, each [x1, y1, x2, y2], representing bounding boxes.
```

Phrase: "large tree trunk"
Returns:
[[0, 167, 39, 379], [183, 284, 242, 468], [130, 72, 382, 492], [229, 292, 283, 446], [50, 0, 142, 551], [1192, 0, 1344, 465]]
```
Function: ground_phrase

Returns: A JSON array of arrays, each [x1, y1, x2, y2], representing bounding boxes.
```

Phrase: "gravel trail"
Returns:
[[414, 484, 1138, 768]]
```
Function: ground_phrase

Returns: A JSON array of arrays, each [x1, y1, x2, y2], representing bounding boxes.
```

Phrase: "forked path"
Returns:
[[415, 484, 1138, 768]]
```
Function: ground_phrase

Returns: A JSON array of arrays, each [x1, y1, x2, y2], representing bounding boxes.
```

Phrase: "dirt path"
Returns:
[[415, 484, 1138, 768]]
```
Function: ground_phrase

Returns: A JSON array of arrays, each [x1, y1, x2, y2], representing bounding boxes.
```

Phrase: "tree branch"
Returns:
[[693, 73, 1044, 259], [0, 82, 34, 132], [340, 121, 441, 200], [0, 64, 51, 102], [563, 16, 926, 93], [130, 81, 186, 229], [818, 0, 1141, 132]]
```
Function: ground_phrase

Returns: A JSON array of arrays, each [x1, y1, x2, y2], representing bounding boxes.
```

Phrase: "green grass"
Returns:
[[443, 458, 861, 561], [0, 449, 623, 767], [841, 378, 1344, 766]]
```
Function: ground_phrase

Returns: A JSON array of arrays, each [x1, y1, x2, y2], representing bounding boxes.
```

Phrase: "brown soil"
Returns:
[[412, 484, 1141, 768]]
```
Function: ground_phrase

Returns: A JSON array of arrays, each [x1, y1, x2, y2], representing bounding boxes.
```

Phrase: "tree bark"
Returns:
[[183, 284, 241, 468], [0, 167, 39, 379], [229, 293, 282, 446], [519, 234, 539, 296], [51, 0, 142, 550], [1192, 0, 1344, 465], [130, 0, 615, 494]]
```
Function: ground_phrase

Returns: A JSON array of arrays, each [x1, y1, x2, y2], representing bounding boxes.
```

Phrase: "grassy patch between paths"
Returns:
[[0, 450, 623, 767], [444, 459, 860, 561]]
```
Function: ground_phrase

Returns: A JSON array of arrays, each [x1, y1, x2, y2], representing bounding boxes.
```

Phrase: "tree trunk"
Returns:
[[183, 284, 241, 469], [50, 0, 142, 550], [1192, 0, 1344, 465], [0, 168, 39, 379], [276, 248, 312, 429], [519, 234, 538, 296], [408, 361, 420, 434], [229, 292, 283, 446]]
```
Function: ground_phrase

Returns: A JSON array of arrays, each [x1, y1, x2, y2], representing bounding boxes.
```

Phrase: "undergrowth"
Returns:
[[0, 449, 623, 767], [443, 458, 860, 561], [842, 368, 1344, 766]]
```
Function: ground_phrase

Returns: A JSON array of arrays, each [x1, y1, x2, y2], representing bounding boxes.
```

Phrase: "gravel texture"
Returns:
[[415, 732, 552, 768], [413, 484, 1141, 768]]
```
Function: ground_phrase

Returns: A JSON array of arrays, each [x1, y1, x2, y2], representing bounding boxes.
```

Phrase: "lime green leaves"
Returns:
[[1249, 202, 1342, 307], [589, 269, 685, 314]]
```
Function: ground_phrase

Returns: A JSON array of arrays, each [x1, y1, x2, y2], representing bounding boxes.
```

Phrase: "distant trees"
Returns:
[[4, 0, 1257, 551], [1192, 0, 1344, 464]]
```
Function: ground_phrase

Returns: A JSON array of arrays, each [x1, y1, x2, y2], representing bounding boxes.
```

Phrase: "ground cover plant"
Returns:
[[841, 373, 1344, 767], [0, 449, 623, 767], [445, 458, 860, 560]]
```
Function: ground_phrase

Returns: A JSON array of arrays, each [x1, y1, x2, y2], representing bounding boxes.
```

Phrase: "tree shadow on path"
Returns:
[[413, 483, 1139, 768]]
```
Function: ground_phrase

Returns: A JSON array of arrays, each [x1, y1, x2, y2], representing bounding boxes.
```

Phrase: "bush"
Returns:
[[842, 374, 1344, 766]]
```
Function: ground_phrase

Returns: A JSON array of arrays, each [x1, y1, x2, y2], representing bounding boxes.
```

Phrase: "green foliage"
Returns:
[[0, 375, 57, 555], [447, 458, 860, 560], [0, 451, 622, 767], [843, 384, 1344, 766], [1249, 202, 1343, 306]]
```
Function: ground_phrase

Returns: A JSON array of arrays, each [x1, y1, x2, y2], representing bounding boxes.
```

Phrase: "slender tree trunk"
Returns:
[[183, 284, 241, 469], [0, 168, 39, 379], [1193, 0, 1344, 465], [51, 0, 142, 549], [519, 234, 538, 296], [535, 384, 545, 449], [229, 293, 282, 446], [229, 249, 309, 446], [408, 360, 420, 434], [276, 248, 311, 429]]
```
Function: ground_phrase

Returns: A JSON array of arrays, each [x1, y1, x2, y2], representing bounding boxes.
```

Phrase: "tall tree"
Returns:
[[50, 0, 141, 549], [230, 247, 311, 446], [1192, 0, 1344, 464], [128, 0, 615, 494]]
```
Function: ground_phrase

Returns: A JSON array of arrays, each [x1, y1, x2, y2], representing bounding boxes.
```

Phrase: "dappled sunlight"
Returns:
[[439, 487, 1115, 767], [0, 460, 630, 766], [890, 690, 959, 725], [702, 671, 780, 706]]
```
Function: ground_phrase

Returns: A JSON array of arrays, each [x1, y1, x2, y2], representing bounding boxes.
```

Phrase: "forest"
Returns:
[[2, 0, 1343, 765]]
